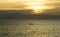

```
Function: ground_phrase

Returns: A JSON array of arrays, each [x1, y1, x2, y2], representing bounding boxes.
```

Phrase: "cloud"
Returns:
[[0, 2, 25, 10], [44, 7, 60, 15]]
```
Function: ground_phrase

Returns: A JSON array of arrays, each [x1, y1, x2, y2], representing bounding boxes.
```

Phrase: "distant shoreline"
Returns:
[[0, 10, 60, 20], [0, 19, 60, 20]]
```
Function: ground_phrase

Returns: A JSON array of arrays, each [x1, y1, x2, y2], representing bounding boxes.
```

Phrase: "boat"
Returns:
[[29, 23, 34, 25]]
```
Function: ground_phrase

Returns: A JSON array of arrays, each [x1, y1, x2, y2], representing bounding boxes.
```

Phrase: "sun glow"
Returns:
[[23, 0, 55, 14], [25, 1, 54, 14], [25, 6, 47, 13], [0, 0, 55, 13]]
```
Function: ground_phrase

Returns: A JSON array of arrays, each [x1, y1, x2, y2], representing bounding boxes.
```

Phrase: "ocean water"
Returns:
[[0, 20, 60, 37]]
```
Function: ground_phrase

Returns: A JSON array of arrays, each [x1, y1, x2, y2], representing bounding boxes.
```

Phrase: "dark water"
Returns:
[[0, 20, 60, 37]]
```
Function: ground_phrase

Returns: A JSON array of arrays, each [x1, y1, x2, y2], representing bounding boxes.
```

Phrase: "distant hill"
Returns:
[[0, 10, 60, 20]]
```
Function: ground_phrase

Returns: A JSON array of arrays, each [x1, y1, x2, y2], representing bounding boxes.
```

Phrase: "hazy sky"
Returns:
[[0, 0, 60, 15], [0, 0, 60, 9]]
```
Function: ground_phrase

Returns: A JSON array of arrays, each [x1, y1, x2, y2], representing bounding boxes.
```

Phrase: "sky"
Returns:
[[0, 0, 60, 15], [0, 0, 60, 9]]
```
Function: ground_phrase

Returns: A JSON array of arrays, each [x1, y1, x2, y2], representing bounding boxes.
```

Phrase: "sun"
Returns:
[[23, 1, 47, 14], [24, 1, 55, 14], [30, 6, 55, 14], [26, 6, 49, 14], [24, 2, 44, 13]]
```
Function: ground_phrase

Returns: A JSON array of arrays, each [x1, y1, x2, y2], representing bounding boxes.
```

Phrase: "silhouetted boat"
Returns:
[[29, 23, 34, 25]]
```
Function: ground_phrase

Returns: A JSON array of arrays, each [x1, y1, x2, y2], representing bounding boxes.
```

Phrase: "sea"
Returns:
[[0, 20, 60, 37]]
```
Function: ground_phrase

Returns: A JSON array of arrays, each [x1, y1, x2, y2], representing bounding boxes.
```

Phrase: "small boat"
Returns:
[[29, 23, 34, 25]]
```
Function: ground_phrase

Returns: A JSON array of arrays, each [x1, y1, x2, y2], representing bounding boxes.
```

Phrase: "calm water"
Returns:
[[0, 20, 60, 37]]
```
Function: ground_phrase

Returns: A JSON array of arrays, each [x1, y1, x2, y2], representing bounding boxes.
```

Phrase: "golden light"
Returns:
[[25, 6, 47, 14], [0, 0, 55, 13], [24, 2, 55, 14]]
